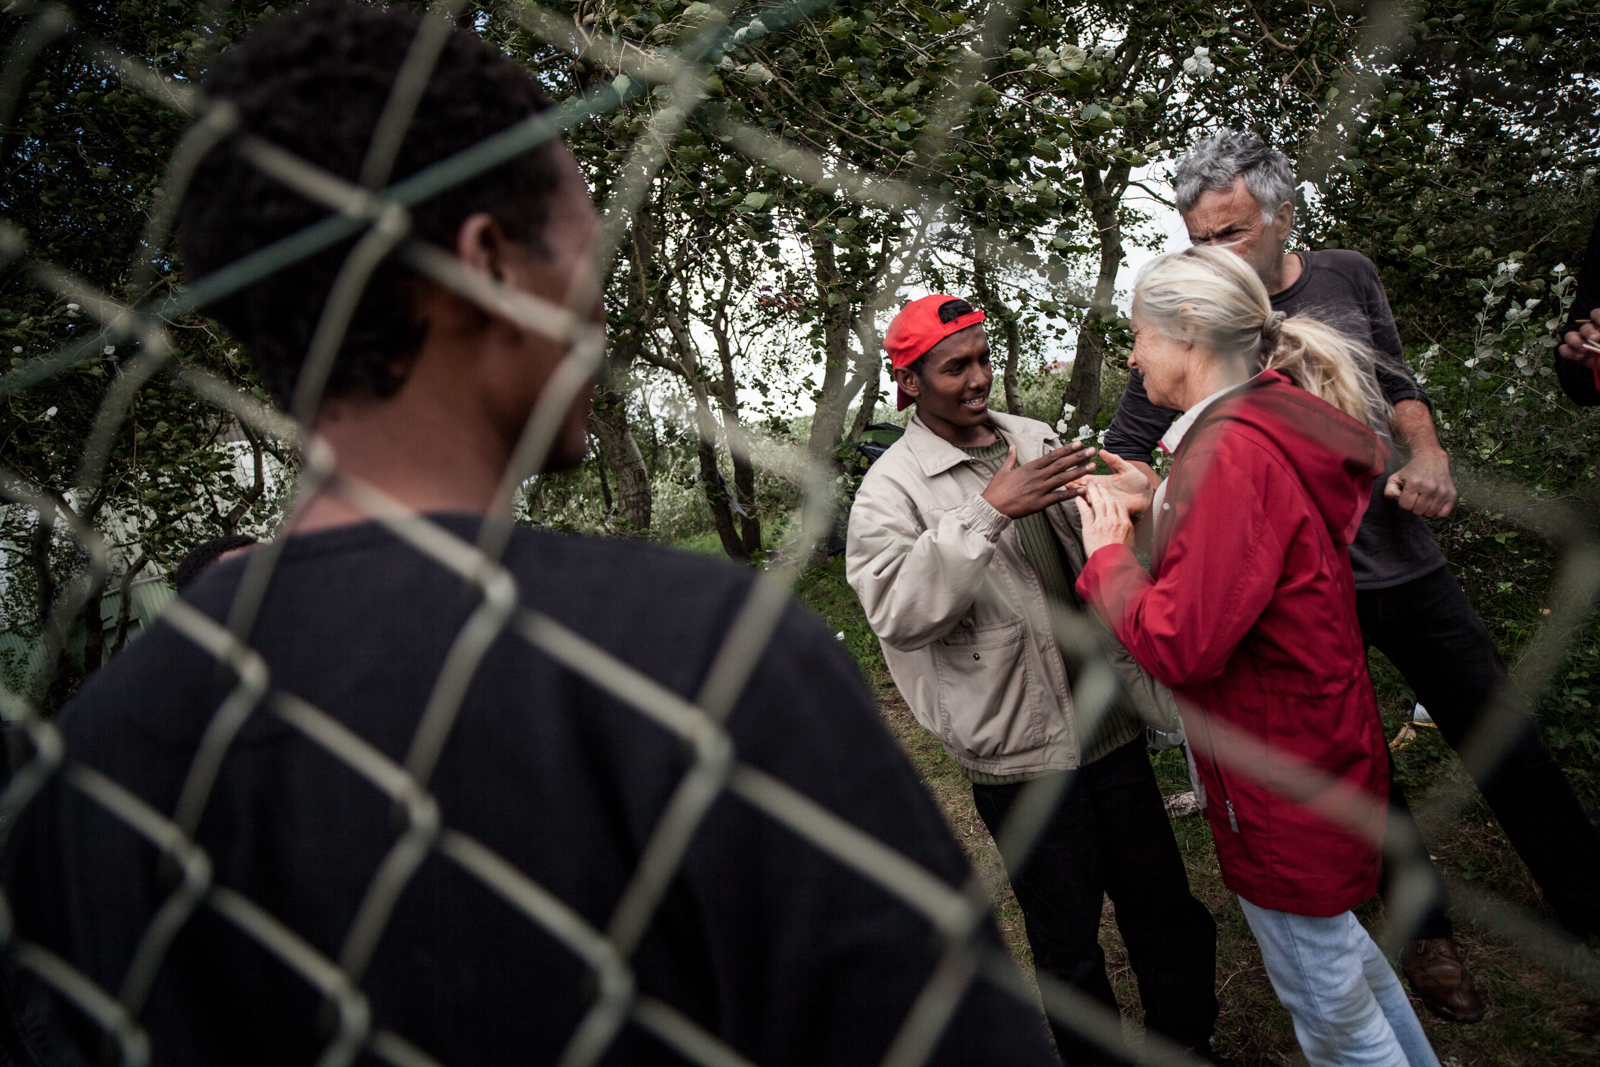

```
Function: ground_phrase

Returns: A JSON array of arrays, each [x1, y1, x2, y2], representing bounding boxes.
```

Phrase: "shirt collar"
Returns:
[[904, 410, 1055, 476], [1157, 374, 1262, 455]]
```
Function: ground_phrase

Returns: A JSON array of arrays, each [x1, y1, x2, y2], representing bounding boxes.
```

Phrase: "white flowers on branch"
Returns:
[[1182, 46, 1216, 81]]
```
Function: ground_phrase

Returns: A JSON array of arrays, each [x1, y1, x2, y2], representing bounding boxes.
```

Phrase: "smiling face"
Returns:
[[1183, 176, 1293, 290], [1127, 313, 1196, 410], [894, 325, 993, 444]]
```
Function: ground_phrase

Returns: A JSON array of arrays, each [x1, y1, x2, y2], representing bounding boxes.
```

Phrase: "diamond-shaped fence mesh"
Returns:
[[0, 2, 1597, 1066]]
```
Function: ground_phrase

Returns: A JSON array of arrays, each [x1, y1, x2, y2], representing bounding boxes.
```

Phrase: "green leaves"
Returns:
[[1054, 45, 1087, 73]]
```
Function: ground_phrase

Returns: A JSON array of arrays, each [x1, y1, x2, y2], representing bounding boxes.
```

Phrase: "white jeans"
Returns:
[[1238, 898, 1439, 1067]]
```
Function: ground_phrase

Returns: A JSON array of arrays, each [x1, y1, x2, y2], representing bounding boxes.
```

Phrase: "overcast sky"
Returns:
[[710, 166, 1190, 422]]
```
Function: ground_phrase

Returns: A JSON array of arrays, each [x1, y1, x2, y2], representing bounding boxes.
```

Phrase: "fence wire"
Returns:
[[0, 3, 1597, 1067]]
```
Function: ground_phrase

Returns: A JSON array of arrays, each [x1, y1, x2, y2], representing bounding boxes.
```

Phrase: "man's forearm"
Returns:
[[1384, 398, 1457, 518], [1391, 399, 1445, 456]]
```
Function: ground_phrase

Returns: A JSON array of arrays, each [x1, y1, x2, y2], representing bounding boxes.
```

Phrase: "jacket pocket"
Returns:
[[931, 621, 1038, 758]]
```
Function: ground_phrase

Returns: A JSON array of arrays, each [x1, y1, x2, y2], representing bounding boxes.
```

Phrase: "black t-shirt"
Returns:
[[1103, 248, 1446, 590], [1556, 213, 1600, 407], [1, 517, 1055, 1067]]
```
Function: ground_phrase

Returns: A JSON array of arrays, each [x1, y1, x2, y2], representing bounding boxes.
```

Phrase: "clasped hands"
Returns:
[[980, 443, 1150, 556]]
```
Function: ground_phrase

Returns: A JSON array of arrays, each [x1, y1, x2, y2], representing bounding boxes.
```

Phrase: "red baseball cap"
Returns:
[[885, 295, 987, 409]]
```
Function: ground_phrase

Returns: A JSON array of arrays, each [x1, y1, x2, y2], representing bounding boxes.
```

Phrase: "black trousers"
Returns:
[[1362, 564, 1600, 940], [971, 739, 1218, 1066]]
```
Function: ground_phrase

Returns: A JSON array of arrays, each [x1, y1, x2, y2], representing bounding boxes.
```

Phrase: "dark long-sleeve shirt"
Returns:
[[1556, 213, 1600, 407], [1, 517, 1057, 1067], [1103, 248, 1444, 590]]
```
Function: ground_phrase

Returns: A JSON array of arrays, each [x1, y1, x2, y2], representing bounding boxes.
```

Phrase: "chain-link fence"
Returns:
[[1, 2, 1598, 1066]]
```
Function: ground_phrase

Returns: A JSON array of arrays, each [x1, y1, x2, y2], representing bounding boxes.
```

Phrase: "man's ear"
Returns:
[[1271, 201, 1294, 243], [893, 365, 920, 403], [454, 212, 508, 282]]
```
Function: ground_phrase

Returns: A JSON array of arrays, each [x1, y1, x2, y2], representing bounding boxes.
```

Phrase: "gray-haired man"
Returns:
[[1103, 130, 1600, 1025]]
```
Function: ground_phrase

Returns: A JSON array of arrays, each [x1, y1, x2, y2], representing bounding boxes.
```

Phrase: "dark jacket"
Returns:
[[1077, 372, 1391, 916], [1556, 213, 1600, 406]]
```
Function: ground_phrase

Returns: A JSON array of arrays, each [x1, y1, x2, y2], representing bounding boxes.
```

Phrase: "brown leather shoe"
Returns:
[[1400, 937, 1485, 1023]]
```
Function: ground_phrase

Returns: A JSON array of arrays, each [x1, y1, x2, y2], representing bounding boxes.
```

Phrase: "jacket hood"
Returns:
[[1192, 370, 1389, 545]]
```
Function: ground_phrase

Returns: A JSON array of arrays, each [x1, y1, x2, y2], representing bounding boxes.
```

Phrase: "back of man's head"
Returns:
[[179, 1, 565, 409], [1174, 129, 1295, 224]]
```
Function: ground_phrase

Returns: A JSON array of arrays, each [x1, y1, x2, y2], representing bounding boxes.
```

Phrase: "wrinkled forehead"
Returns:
[[1182, 177, 1262, 233]]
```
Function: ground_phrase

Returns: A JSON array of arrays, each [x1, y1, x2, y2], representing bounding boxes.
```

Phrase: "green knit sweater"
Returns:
[[957, 434, 1143, 782]]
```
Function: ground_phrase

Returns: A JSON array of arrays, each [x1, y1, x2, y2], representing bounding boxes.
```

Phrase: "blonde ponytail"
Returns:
[[1132, 245, 1390, 428], [1262, 315, 1389, 426]]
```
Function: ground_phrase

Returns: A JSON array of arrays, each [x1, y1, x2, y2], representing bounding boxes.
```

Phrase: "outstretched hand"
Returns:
[[981, 443, 1097, 519], [1075, 481, 1135, 556], [1075, 450, 1155, 520]]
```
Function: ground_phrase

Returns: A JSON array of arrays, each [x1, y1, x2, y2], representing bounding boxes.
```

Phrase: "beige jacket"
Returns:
[[845, 410, 1181, 777]]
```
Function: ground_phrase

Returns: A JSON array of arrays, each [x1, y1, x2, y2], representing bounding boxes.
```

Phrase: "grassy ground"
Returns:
[[792, 557, 1600, 1066]]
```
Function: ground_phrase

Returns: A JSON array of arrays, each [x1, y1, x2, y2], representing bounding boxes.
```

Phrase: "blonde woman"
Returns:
[[1073, 246, 1439, 1067]]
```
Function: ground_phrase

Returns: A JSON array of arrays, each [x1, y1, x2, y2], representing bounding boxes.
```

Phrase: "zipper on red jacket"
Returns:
[[1196, 714, 1240, 833]]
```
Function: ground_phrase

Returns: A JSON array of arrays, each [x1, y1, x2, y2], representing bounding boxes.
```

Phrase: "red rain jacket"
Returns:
[[1077, 371, 1391, 916]]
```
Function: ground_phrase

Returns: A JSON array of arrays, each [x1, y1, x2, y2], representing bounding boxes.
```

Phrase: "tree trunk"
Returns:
[[973, 245, 1021, 414], [998, 313, 1022, 415], [846, 365, 882, 443], [805, 236, 862, 463], [29, 510, 56, 633], [80, 572, 106, 679], [706, 267, 762, 559], [725, 418, 761, 559], [661, 289, 747, 563], [219, 424, 266, 535], [588, 392, 651, 531], [587, 206, 656, 533], [693, 391, 747, 561], [801, 249, 886, 568], [593, 446, 613, 514], [110, 551, 149, 657], [1059, 160, 1129, 431], [842, 310, 887, 443], [26, 506, 71, 708]]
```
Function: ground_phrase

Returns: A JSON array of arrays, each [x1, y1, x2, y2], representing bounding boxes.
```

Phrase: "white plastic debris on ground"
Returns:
[[1163, 791, 1201, 818]]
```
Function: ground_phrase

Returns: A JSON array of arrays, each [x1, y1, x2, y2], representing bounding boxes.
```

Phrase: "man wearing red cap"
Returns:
[[845, 296, 1230, 1066]]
